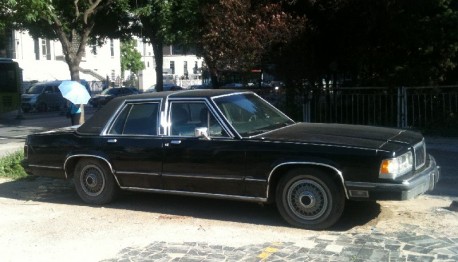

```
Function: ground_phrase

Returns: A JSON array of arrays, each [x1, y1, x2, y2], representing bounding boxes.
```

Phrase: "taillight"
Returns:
[[23, 145, 28, 159]]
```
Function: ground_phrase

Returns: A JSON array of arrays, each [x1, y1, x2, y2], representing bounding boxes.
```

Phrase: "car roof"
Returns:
[[128, 89, 241, 100], [77, 89, 251, 135], [33, 80, 62, 86]]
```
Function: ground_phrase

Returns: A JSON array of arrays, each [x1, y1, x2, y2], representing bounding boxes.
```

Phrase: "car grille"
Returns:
[[414, 141, 426, 170]]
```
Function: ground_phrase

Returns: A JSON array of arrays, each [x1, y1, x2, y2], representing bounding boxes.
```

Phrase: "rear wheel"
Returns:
[[74, 159, 119, 205], [276, 168, 345, 230]]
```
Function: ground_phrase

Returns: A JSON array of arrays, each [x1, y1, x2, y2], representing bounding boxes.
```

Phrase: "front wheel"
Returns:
[[276, 168, 345, 230], [74, 159, 119, 205]]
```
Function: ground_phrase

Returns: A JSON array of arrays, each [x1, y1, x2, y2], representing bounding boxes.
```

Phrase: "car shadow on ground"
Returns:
[[0, 177, 381, 231]]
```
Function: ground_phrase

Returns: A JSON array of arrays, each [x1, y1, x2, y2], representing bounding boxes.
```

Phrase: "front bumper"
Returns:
[[345, 154, 440, 201]]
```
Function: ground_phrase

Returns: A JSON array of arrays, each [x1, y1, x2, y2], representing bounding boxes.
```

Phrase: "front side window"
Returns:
[[214, 93, 294, 137], [108, 103, 159, 136], [169, 102, 228, 138]]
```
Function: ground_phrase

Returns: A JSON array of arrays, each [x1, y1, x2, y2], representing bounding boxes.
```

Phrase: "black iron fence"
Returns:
[[306, 86, 458, 131], [261, 85, 458, 133]]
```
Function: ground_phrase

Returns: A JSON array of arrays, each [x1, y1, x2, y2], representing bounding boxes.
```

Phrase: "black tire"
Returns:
[[74, 159, 119, 205], [275, 168, 345, 230]]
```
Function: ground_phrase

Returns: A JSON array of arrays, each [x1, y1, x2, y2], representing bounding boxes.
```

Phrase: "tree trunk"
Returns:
[[203, 55, 219, 88], [152, 41, 164, 92], [62, 31, 85, 125]]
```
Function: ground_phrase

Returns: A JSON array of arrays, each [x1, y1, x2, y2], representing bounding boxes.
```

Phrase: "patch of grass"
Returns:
[[0, 151, 28, 180]]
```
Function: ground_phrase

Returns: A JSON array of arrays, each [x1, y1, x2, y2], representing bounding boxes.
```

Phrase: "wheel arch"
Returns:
[[64, 154, 121, 187], [267, 162, 348, 202]]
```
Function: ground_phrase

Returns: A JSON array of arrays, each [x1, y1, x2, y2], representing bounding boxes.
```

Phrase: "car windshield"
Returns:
[[214, 93, 294, 137], [101, 88, 118, 95], [26, 85, 45, 94]]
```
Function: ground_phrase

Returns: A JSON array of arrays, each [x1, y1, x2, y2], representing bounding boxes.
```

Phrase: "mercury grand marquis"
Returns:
[[22, 90, 440, 229]]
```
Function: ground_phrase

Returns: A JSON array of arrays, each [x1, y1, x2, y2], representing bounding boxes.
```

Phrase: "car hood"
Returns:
[[259, 123, 423, 151]]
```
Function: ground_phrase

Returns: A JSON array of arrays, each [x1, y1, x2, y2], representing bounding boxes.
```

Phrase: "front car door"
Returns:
[[161, 99, 247, 197]]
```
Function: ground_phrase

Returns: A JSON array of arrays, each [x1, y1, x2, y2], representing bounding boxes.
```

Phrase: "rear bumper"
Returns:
[[345, 155, 440, 201]]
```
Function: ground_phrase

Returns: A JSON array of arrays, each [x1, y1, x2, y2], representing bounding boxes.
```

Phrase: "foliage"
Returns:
[[126, 0, 173, 91], [275, 0, 458, 88], [198, 0, 306, 87], [121, 39, 145, 79], [6, 0, 132, 124], [0, 152, 27, 180], [9, 0, 130, 80]]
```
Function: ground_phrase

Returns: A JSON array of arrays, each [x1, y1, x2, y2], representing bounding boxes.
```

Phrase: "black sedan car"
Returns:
[[22, 90, 440, 229], [89, 87, 139, 108]]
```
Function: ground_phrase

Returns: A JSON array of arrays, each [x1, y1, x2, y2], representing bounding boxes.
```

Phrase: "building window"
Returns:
[[37, 39, 51, 60], [110, 39, 114, 57], [170, 61, 175, 74], [111, 70, 115, 82], [184, 61, 188, 79], [41, 39, 47, 58], [194, 61, 198, 74], [34, 38, 39, 60]]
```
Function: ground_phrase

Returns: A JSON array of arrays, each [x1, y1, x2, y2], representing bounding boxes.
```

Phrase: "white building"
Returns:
[[133, 39, 204, 90], [1, 30, 205, 92], [2, 29, 121, 89]]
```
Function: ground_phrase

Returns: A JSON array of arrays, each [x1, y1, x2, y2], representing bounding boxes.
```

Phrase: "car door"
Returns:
[[103, 101, 163, 189], [161, 100, 247, 196]]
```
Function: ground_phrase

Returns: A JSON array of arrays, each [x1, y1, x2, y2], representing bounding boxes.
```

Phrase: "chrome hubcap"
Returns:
[[287, 179, 328, 220], [80, 165, 105, 197]]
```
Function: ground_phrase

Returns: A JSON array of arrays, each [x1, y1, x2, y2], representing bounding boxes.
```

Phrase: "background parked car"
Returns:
[[189, 84, 212, 90], [144, 83, 184, 92], [21, 80, 67, 112], [222, 83, 244, 89], [89, 87, 139, 108]]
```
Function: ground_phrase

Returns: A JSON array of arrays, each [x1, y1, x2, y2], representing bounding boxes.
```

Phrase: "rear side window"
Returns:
[[108, 103, 159, 136]]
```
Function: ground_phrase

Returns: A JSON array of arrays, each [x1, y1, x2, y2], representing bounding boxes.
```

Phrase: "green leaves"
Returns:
[[0, 152, 28, 180], [121, 39, 145, 77]]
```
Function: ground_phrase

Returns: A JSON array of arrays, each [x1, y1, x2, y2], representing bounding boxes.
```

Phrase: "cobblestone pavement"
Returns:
[[104, 227, 458, 262]]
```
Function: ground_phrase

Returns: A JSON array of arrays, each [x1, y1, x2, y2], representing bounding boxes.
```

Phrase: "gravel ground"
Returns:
[[0, 176, 457, 261]]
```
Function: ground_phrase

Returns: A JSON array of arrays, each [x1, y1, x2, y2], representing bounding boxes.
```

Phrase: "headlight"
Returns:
[[379, 151, 413, 179]]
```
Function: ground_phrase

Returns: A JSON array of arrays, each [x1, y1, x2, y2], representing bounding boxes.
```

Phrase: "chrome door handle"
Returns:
[[107, 139, 117, 143], [170, 140, 182, 145]]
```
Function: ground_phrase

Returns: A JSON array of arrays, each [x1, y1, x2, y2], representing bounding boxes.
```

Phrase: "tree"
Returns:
[[197, 0, 305, 87], [125, 0, 172, 92], [120, 39, 145, 86], [275, 0, 458, 87], [9, 0, 131, 123]]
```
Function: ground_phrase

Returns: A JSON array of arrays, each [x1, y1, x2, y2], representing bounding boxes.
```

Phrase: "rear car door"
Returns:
[[103, 101, 163, 189], [161, 99, 247, 196]]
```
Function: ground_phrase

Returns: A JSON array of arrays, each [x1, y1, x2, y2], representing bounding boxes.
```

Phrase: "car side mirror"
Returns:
[[195, 127, 211, 140]]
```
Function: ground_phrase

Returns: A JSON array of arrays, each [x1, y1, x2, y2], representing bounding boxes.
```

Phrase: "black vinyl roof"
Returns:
[[77, 89, 249, 135]]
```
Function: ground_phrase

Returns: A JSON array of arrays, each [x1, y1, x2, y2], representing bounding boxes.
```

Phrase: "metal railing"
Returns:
[[304, 86, 458, 130]]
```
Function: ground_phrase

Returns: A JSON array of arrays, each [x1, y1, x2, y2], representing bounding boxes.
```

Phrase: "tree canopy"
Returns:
[[196, 0, 306, 87], [121, 39, 145, 80], [2, 0, 457, 91], [275, 0, 458, 87]]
